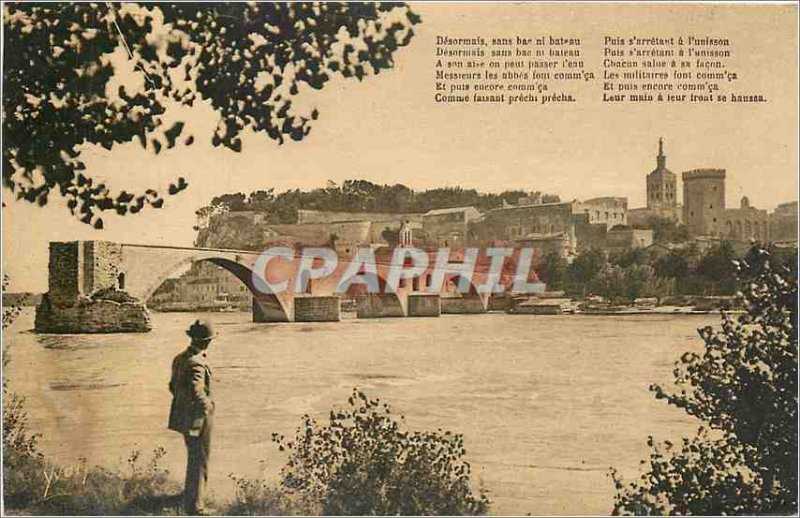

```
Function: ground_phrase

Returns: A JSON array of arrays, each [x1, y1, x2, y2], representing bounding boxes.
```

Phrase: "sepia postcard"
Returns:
[[1, 2, 798, 516]]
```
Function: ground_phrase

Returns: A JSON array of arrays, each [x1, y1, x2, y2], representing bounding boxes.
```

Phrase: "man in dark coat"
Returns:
[[169, 319, 215, 515]]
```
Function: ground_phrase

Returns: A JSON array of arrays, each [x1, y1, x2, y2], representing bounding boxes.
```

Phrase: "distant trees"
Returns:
[[211, 193, 248, 213], [696, 241, 739, 295], [536, 252, 568, 290], [589, 264, 674, 301], [3, 3, 420, 226], [564, 249, 607, 296], [654, 246, 694, 279], [198, 181, 562, 225], [539, 240, 763, 301], [612, 245, 798, 515]]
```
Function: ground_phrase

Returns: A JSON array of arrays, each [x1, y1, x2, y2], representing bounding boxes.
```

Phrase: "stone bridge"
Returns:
[[35, 240, 544, 333]]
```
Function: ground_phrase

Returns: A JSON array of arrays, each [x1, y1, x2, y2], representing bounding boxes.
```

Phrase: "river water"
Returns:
[[4, 309, 715, 515]]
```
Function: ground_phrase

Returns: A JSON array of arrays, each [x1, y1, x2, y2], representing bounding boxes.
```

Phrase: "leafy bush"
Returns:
[[612, 246, 798, 515], [272, 389, 490, 515], [2, 274, 21, 329], [3, 393, 45, 509]]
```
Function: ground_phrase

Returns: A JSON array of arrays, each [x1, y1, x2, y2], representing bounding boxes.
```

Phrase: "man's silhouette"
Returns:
[[168, 319, 215, 515]]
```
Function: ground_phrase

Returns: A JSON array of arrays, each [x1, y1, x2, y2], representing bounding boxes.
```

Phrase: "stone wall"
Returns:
[[573, 216, 607, 251], [48, 242, 81, 305], [85, 241, 123, 294], [682, 169, 726, 236], [407, 293, 441, 317], [297, 210, 422, 225], [606, 228, 654, 250], [47, 240, 124, 305], [440, 295, 486, 314], [294, 295, 341, 322], [472, 203, 576, 244], [35, 296, 151, 333]]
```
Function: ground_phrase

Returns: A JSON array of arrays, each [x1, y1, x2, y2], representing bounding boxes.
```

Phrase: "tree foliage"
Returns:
[[202, 181, 559, 224], [3, 3, 420, 227], [696, 241, 739, 295], [589, 263, 674, 302], [2, 274, 21, 330], [272, 389, 489, 516], [536, 252, 568, 290], [564, 248, 607, 295], [612, 245, 798, 515]]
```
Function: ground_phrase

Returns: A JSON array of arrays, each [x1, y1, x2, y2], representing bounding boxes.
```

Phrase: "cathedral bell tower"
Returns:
[[646, 138, 677, 211]]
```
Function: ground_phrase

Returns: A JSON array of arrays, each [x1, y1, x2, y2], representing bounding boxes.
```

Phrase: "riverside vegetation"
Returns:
[[2, 388, 488, 515], [611, 245, 798, 514], [539, 240, 797, 302]]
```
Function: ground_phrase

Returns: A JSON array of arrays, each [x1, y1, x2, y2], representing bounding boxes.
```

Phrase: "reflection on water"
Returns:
[[4, 309, 713, 515]]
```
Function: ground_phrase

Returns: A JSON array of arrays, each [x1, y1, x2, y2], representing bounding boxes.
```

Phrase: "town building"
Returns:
[[721, 196, 769, 242], [148, 260, 252, 311], [469, 201, 610, 258], [769, 201, 799, 243], [574, 197, 628, 228], [148, 277, 181, 306], [422, 206, 482, 246]]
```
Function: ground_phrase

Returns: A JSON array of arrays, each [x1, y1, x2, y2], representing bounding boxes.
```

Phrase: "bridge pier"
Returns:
[[407, 293, 441, 317], [35, 241, 150, 333], [294, 295, 341, 322], [440, 295, 487, 314]]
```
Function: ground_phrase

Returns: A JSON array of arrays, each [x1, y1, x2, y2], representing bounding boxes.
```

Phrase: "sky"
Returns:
[[3, 2, 798, 293]]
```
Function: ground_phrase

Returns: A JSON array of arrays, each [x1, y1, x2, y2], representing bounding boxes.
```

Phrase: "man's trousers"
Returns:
[[183, 416, 212, 514]]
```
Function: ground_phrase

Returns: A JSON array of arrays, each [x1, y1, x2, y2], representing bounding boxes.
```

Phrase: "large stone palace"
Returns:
[[629, 139, 796, 243]]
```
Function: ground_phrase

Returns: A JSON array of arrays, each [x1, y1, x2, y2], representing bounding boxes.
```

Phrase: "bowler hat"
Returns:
[[186, 319, 215, 341]]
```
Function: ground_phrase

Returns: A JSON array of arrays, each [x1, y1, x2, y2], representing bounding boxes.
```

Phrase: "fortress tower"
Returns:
[[682, 169, 726, 236], [646, 138, 677, 211]]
